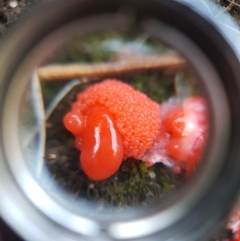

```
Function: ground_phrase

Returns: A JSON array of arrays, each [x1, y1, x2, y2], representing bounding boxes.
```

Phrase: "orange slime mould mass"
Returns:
[[64, 79, 161, 180], [64, 79, 208, 180]]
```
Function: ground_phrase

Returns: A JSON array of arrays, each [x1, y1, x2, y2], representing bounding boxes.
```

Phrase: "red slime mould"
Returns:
[[141, 96, 208, 175], [64, 79, 208, 180], [165, 96, 208, 175]]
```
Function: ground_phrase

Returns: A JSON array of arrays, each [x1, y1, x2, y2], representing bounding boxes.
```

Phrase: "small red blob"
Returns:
[[164, 96, 208, 175], [63, 111, 84, 135], [81, 109, 123, 180]]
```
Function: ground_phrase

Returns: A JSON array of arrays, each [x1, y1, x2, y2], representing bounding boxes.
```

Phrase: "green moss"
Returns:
[[130, 73, 175, 102]]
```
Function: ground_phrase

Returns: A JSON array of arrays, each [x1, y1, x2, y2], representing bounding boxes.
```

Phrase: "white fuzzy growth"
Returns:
[[141, 129, 174, 167]]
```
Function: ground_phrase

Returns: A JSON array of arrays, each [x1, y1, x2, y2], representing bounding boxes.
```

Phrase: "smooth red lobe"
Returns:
[[63, 111, 84, 135], [80, 109, 123, 181]]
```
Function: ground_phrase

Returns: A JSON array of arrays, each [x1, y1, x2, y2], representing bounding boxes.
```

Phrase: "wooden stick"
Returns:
[[37, 54, 187, 81]]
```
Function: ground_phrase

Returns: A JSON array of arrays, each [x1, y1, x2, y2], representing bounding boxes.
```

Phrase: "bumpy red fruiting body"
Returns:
[[72, 80, 161, 159], [64, 79, 161, 180]]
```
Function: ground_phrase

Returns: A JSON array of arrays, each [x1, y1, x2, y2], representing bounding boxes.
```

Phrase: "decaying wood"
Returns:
[[37, 54, 187, 81]]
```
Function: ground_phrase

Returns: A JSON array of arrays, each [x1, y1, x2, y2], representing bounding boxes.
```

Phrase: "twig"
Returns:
[[225, 0, 236, 11], [37, 54, 187, 81], [226, 0, 240, 8]]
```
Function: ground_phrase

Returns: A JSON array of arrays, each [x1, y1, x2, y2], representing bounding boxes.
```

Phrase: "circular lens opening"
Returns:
[[18, 28, 210, 214]]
